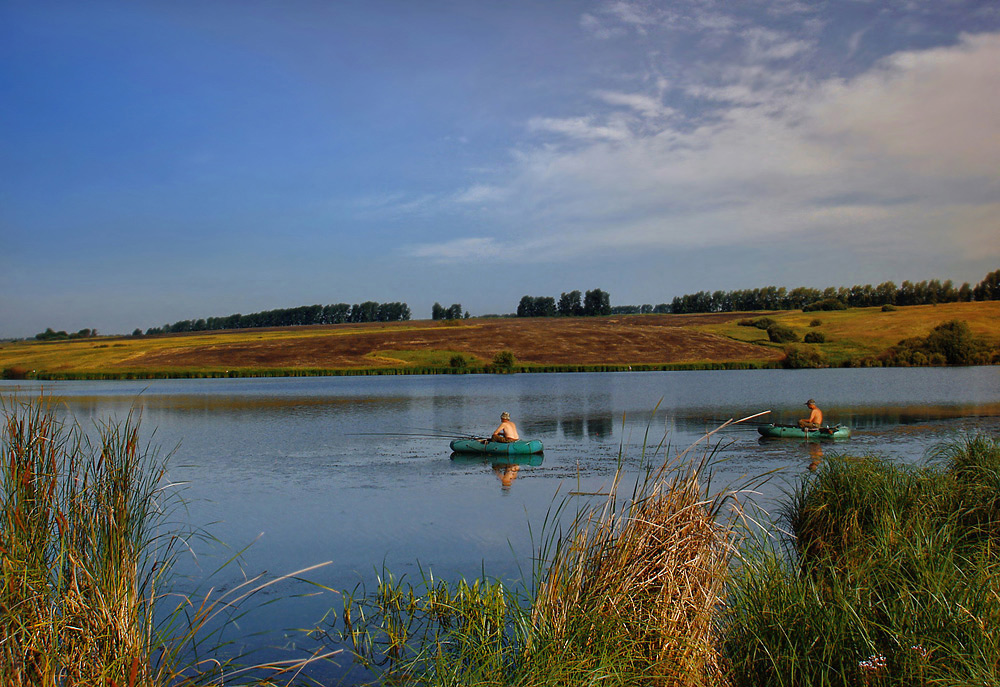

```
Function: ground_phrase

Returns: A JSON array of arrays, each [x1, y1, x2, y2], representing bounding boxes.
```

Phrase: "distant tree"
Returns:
[[583, 289, 611, 316], [558, 290, 583, 317], [974, 269, 1000, 301], [447, 303, 463, 320], [353, 301, 380, 322], [131, 328, 143, 337], [517, 296, 555, 317], [874, 281, 898, 306], [432, 302, 446, 320]]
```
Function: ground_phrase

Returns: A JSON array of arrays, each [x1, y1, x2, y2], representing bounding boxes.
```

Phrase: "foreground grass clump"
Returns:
[[0, 397, 330, 686], [724, 436, 1000, 686], [0, 397, 171, 685], [339, 419, 754, 687]]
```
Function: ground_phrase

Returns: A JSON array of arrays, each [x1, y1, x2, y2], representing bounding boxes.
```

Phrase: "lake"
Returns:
[[3, 367, 999, 682]]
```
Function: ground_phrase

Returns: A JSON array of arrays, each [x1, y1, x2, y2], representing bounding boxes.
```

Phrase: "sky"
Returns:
[[1, 0, 998, 337]]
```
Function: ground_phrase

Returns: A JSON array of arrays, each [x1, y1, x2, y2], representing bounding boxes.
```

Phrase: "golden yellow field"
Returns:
[[2, 302, 998, 378]]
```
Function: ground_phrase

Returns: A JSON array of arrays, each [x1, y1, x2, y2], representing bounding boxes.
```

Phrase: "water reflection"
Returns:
[[561, 417, 584, 438], [808, 442, 823, 472], [450, 454, 544, 492], [493, 464, 520, 489]]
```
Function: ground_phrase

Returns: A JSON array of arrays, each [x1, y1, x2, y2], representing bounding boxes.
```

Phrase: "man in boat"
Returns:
[[798, 399, 823, 430], [490, 411, 520, 443]]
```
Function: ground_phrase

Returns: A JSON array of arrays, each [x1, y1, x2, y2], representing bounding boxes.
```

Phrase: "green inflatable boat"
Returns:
[[758, 424, 851, 439], [449, 438, 544, 455]]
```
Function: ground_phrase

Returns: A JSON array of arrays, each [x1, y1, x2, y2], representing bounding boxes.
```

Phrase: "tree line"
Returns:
[[517, 289, 612, 317], [668, 269, 1000, 314], [431, 303, 467, 320], [140, 301, 411, 336], [35, 328, 98, 341]]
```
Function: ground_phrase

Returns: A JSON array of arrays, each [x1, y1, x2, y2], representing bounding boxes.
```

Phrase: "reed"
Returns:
[[338, 415, 765, 686], [0, 395, 168, 685], [0, 396, 334, 686], [527, 449, 736, 685], [723, 436, 1000, 686]]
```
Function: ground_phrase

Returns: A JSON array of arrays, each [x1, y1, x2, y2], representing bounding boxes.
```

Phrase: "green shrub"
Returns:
[[802, 298, 847, 312], [809, 319, 822, 327], [449, 354, 468, 369], [782, 345, 825, 368], [491, 350, 516, 371], [751, 317, 777, 330], [883, 320, 989, 366], [803, 331, 825, 344], [881, 304, 898, 312], [766, 325, 798, 343]]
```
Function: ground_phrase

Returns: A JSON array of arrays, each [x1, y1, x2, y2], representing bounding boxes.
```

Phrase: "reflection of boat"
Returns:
[[758, 424, 850, 439], [450, 453, 544, 467], [449, 439, 544, 455]]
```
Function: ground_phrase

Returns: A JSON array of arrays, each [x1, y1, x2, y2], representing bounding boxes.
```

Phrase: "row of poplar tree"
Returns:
[[669, 269, 1000, 314], [516, 289, 612, 317], [140, 301, 411, 335]]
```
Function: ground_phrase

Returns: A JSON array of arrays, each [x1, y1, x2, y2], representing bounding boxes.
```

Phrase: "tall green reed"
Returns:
[[724, 436, 1000, 686], [0, 395, 334, 686]]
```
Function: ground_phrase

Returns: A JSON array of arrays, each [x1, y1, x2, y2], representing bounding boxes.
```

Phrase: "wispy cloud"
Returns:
[[409, 237, 506, 261], [527, 116, 631, 141], [425, 30, 1000, 266]]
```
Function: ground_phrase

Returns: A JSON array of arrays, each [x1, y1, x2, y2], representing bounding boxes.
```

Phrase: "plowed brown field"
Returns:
[[123, 313, 779, 370]]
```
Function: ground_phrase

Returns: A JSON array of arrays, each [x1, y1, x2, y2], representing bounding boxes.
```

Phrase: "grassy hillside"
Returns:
[[2, 302, 999, 379]]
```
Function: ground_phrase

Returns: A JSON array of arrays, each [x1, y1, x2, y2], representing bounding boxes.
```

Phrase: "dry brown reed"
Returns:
[[529, 415, 765, 686]]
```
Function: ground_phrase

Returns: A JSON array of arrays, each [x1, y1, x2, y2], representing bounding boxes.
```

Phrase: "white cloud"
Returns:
[[409, 237, 506, 261], [812, 32, 1000, 177], [742, 27, 813, 61], [427, 32, 1000, 265], [593, 90, 674, 119], [528, 116, 631, 141], [452, 184, 508, 204]]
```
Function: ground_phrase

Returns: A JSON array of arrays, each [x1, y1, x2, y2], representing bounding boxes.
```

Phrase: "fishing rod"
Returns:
[[345, 431, 482, 440]]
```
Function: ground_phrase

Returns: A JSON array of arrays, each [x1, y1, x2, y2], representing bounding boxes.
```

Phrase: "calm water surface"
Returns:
[[3, 367, 999, 681]]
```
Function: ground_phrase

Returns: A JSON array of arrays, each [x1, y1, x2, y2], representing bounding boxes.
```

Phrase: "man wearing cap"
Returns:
[[799, 399, 823, 430], [491, 411, 520, 443]]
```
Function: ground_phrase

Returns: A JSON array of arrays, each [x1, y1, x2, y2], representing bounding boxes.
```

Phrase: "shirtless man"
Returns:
[[491, 411, 520, 443], [798, 399, 823, 429]]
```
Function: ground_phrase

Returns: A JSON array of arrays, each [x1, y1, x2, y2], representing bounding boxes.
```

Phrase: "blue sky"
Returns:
[[2, 0, 998, 337]]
